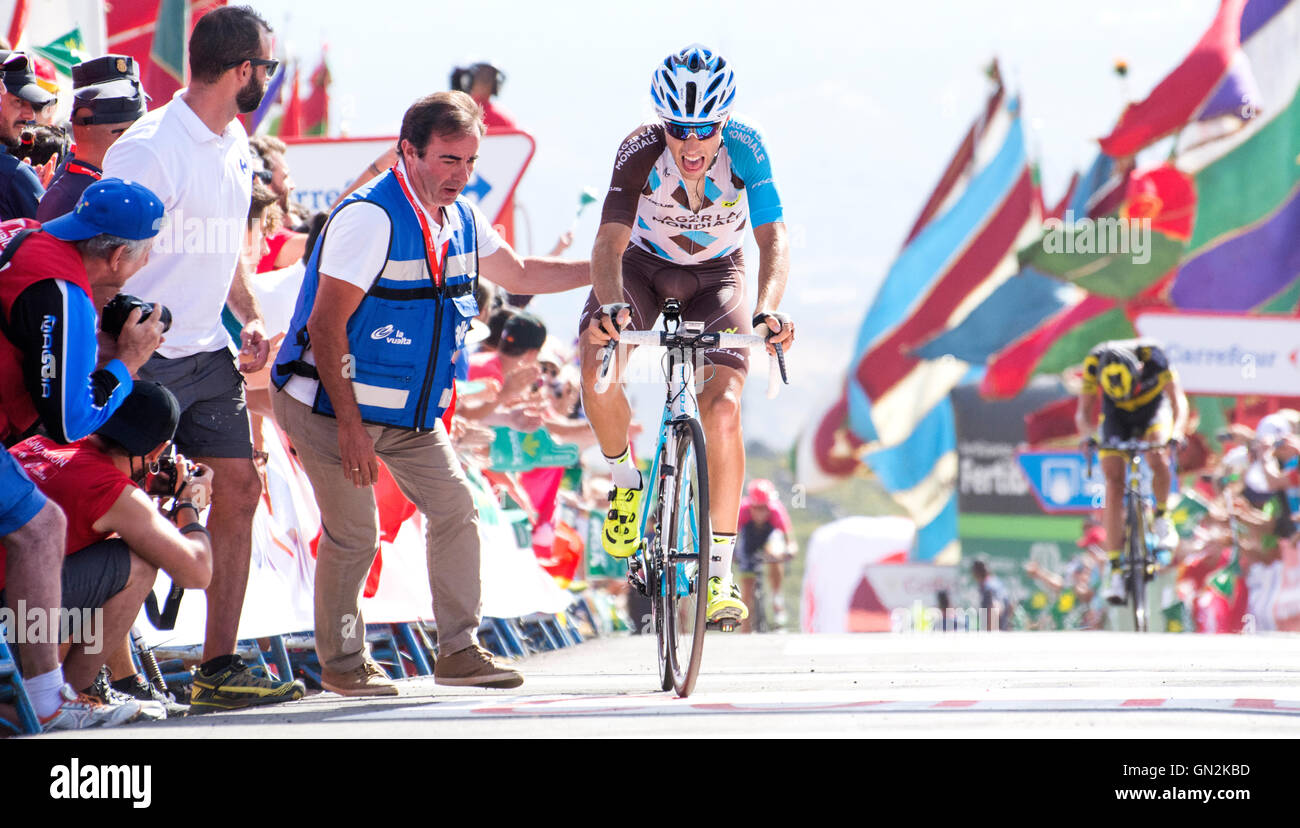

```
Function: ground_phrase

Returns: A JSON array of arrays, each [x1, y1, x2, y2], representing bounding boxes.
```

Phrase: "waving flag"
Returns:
[[980, 297, 1132, 399], [963, 148, 1152, 400], [1170, 0, 1300, 311], [1099, 0, 1250, 157], [30, 27, 89, 75], [848, 98, 1040, 450], [794, 71, 1010, 501], [7, 0, 28, 46], [1017, 162, 1194, 300], [793, 388, 866, 494], [913, 268, 1083, 364], [301, 52, 330, 136], [840, 75, 1041, 561], [106, 0, 225, 107], [276, 63, 302, 138]]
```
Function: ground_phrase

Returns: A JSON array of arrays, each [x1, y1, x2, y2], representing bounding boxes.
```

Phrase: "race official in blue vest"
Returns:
[[271, 91, 590, 695]]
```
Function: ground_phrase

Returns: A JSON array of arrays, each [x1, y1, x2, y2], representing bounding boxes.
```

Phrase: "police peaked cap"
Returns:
[[71, 54, 149, 124]]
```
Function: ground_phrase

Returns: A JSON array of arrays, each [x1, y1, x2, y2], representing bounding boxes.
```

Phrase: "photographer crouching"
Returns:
[[0, 178, 171, 731], [1, 381, 213, 724]]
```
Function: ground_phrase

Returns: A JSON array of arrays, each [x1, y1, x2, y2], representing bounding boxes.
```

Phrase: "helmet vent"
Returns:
[[660, 70, 677, 96]]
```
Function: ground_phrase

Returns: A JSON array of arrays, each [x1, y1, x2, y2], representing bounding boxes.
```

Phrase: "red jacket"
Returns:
[[0, 221, 94, 443]]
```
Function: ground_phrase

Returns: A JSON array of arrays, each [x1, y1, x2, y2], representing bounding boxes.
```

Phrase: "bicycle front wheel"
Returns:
[[752, 569, 769, 634], [1128, 497, 1149, 633], [646, 445, 674, 692], [665, 417, 710, 697]]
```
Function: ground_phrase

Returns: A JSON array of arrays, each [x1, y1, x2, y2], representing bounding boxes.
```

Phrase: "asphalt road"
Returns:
[[37, 631, 1300, 739]]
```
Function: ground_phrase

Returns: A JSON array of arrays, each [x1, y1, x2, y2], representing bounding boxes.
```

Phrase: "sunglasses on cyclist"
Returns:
[[662, 120, 723, 141], [223, 57, 279, 77]]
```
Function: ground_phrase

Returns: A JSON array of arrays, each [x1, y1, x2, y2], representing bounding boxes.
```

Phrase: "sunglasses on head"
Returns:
[[662, 120, 722, 141], [223, 57, 279, 77]]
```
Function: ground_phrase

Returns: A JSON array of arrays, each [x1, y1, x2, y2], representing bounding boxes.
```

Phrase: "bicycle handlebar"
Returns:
[[1083, 437, 1182, 477], [592, 328, 790, 398]]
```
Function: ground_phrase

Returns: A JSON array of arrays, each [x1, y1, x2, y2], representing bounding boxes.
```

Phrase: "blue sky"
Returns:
[[247, 0, 1219, 450]]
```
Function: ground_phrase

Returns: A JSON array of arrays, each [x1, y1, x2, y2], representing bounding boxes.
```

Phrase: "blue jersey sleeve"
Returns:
[[8, 280, 132, 443], [723, 118, 783, 228]]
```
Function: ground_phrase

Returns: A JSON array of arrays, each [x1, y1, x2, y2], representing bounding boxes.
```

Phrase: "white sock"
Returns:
[[710, 534, 737, 582], [604, 446, 642, 490], [25, 667, 66, 719]]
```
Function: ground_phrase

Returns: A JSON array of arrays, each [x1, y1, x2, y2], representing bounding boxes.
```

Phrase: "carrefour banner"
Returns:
[[1134, 311, 1300, 396], [283, 131, 536, 224]]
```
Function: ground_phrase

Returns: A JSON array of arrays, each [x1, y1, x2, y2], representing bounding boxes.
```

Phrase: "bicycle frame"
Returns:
[[638, 337, 704, 599], [593, 299, 787, 691]]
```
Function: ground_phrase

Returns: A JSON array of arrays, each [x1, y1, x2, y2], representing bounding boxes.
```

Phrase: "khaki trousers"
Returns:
[[272, 388, 481, 672]]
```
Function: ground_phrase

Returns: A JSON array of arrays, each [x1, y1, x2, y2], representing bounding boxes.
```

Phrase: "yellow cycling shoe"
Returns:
[[707, 576, 749, 622], [603, 485, 644, 558]]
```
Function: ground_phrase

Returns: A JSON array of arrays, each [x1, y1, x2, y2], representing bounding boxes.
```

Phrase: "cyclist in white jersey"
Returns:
[[580, 44, 795, 624]]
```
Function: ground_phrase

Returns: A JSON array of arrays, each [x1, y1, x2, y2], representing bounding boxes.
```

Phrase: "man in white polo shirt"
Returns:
[[102, 5, 304, 713]]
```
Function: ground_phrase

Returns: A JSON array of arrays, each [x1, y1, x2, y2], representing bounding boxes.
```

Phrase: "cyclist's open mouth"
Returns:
[[680, 152, 706, 175]]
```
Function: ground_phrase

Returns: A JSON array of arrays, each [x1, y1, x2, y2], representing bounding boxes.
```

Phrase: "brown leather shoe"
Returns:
[[321, 657, 399, 697], [434, 645, 524, 689]]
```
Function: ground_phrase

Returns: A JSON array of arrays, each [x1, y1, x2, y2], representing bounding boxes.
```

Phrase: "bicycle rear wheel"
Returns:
[[664, 417, 710, 697]]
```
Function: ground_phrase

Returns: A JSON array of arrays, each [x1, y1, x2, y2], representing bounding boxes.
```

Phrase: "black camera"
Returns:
[[145, 450, 197, 500], [101, 293, 172, 337]]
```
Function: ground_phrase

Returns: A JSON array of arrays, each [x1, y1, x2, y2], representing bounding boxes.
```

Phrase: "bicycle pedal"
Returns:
[[707, 620, 740, 633]]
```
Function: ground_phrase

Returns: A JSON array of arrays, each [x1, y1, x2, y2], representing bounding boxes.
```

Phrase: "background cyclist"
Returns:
[[580, 44, 795, 625], [735, 478, 797, 631], [1073, 338, 1188, 604]]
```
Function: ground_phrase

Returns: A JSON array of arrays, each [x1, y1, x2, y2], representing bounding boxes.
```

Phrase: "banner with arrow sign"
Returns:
[[283, 129, 536, 224]]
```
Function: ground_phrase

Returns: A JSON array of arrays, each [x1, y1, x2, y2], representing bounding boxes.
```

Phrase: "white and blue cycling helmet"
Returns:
[[650, 44, 736, 124]]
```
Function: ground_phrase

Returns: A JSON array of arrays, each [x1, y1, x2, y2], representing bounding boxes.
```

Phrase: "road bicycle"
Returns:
[[594, 298, 787, 696], [742, 543, 792, 634], [1086, 437, 1177, 632]]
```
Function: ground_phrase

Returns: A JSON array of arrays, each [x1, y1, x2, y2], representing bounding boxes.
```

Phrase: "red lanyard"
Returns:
[[66, 161, 102, 180], [391, 163, 450, 287]]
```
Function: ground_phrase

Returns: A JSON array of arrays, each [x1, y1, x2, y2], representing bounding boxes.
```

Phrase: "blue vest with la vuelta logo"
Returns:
[[272, 171, 479, 431]]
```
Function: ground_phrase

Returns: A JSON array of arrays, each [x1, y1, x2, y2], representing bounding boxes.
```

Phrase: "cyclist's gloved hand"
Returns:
[[588, 302, 631, 345], [753, 310, 795, 353]]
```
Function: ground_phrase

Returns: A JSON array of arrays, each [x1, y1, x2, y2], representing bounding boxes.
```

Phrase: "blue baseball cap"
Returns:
[[43, 178, 164, 242]]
